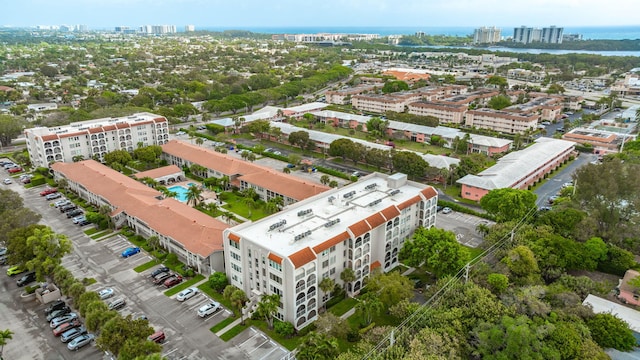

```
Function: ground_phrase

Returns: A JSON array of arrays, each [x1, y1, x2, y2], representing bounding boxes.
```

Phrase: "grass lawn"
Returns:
[[84, 227, 101, 236], [219, 320, 252, 341], [252, 320, 300, 351], [89, 229, 113, 240], [328, 297, 357, 317], [164, 274, 206, 297], [466, 245, 485, 262], [210, 317, 236, 334], [96, 232, 119, 242], [134, 260, 161, 273], [220, 192, 270, 221]]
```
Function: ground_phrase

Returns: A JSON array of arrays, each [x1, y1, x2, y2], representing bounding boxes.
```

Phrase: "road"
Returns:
[[533, 152, 598, 206]]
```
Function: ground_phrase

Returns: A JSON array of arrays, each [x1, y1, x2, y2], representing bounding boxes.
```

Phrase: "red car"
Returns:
[[164, 275, 183, 288], [40, 188, 58, 196], [53, 319, 81, 337], [8, 167, 22, 174]]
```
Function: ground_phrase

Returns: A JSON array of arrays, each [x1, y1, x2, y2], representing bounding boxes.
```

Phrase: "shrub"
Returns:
[[347, 329, 360, 342], [166, 253, 179, 266], [25, 285, 38, 294], [208, 272, 229, 292], [30, 175, 46, 186], [314, 165, 350, 180], [186, 268, 195, 277], [274, 321, 295, 338]]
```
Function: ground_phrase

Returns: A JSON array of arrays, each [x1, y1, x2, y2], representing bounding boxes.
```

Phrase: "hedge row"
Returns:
[[314, 165, 351, 180], [438, 200, 495, 221]]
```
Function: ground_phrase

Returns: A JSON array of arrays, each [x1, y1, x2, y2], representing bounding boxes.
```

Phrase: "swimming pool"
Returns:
[[168, 183, 196, 203]]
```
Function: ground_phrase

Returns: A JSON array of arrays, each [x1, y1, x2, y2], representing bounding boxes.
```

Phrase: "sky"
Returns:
[[2, 0, 639, 29]]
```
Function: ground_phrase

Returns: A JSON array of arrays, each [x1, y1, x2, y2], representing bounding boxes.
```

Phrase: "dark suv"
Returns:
[[149, 266, 169, 278], [16, 272, 36, 287], [44, 300, 67, 316], [60, 204, 77, 213], [66, 209, 83, 218]]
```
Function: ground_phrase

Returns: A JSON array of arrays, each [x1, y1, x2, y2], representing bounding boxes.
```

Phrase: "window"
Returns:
[[230, 252, 241, 261], [269, 259, 282, 271], [229, 240, 239, 249], [231, 263, 241, 272], [322, 260, 329, 269], [269, 273, 282, 284], [330, 246, 336, 253]]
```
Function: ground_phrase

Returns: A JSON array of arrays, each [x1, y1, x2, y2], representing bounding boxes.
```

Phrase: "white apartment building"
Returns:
[[513, 26, 563, 44], [465, 108, 539, 134], [25, 112, 169, 167], [407, 102, 468, 124], [223, 173, 437, 329], [473, 27, 501, 44]]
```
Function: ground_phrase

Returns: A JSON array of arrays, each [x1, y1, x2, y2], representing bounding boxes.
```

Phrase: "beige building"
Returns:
[[407, 102, 467, 124], [466, 108, 539, 134]]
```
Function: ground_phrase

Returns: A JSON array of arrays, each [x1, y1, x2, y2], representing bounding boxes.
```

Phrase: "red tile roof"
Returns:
[[370, 261, 381, 270], [380, 206, 400, 220], [313, 231, 350, 253], [162, 140, 329, 201], [51, 160, 228, 257], [364, 213, 386, 229], [348, 220, 371, 238], [397, 195, 421, 210], [132, 165, 182, 180], [289, 247, 316, 269], [268, 253, 283, 264], [420, 187, 438, 199], [228, 233, 241, 243]]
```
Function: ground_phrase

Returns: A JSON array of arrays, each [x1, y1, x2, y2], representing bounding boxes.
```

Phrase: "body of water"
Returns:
[[168, 183, 196, 203], [412, 45, 640, 57], [198, 25, 640, 41]]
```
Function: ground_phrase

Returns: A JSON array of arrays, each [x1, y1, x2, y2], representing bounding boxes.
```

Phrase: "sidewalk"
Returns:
[[215, 317, 244, 337]]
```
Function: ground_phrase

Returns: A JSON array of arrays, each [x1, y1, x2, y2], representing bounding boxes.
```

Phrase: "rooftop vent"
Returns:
[[365, 183, 377, 190], [343, 191, 356, 199], [324, 218, 341, 228], [268, 219, 287, 231], [389, 189, 400, 196], [297, 209, 313, 217]]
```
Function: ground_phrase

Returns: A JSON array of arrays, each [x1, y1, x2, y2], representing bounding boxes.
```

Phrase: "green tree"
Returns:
[[185, 184, 203, 207], [0, 329, 13, 359], [400, 227, 470, 278], [340, 268, 356, 295], [365, 271, 414, 308], [25, 227, 72, 280], [546, 83, 566, 94], [85, 308, 117, 332], [480, 188, 537, 223], [96, 315, 155, 357], [40, 65, 58, 78], [486, 75, 508, 90], [587, 313, 636, 351], [255, 294, 280, 329], [0, 115, 26, 148], [365, 117, 389, 137], [382, 80, 409, 94], [487, 273, 509, 295], [223, 285, 248, 324], [288, 130, 311, 151], [297, 332, 339, 360], [104, 149, 133, 168], [329, 138, 355, 161], [355, 292, 384, 325], [208, 272, 228, 292], [320, 175, 330, 186], [391, 151, 428, 180], [502, 245, 541, 285], [319, 277, 335, 309], [0, 189, 41, 245], [133, 145, 162, 164], [487, 95, 512, 110], [5, 224, 46, 267], [119, 337, 162, 360]]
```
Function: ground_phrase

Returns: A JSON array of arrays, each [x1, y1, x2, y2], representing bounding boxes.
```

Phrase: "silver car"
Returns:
[[67, 333, 95, 351], [50, 313, 78, 328], [60, 326, 87, 343]]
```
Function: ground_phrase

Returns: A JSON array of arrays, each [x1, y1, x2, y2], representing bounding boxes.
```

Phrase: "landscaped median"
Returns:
[[133, 260, 160, 273], [164, 274, 205, 297]]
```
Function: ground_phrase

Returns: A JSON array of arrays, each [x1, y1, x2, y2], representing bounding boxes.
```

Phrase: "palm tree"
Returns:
[[283, 167, 291, 174], [319, 277, 335, 310], [220, 175, 230, 191], [355, 292, 383, 325], [147, 235, 161, 252], [255, 294, 280, 329], [320, 175, 330, 186], [195, 137, 204, 146], [140, 177, 158, 189], [242, 197, 256, 218], [0, 328, 14, 358], [340, 268, 356, 296], [297, 332, 339, 360], [223, 286, 248, 325], [222, 211, 234, 224], [185, 184, 203, 207]]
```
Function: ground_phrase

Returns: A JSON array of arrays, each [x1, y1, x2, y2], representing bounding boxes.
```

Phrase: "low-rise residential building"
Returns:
[[617, 270, 640, 307], [457, 138, 575, 200], [25, 112, 169, 167], [407, 101, 468, 124], [324, 85, 376, 105], [132, 165, 185, 185], [351, 86, 465, 114], [161, 140, 329, 206], [51, 160, 228, 274], [223, 173, 438, 329], [27, 103, 58, 112], [505, 95, 563, 121], [562, 128, 635, 154], [465, 108, 539, 134]]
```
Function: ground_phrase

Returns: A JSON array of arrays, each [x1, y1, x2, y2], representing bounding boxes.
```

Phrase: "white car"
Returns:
[[50, 313, 78, 328], [176, 287, 198, 302], [98, 288, 114, 300], [197, 301, 221, 317], [3, 178, 11, 185], [442, 207, 452, 214]]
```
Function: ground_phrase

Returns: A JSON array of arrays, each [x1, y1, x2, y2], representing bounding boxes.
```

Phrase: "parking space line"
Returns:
[[247, 339, 270, 354], [257, 347, 279, 360]]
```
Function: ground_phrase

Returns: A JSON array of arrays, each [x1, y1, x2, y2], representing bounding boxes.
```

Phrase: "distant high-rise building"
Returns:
[[141, 25, 177, 35], [563, 33, 583, 42], [115, 26, 130, 33], [76, 24, 88, 32], [185, 25, 195, 32], [473, 26, 501, 44], [513, 26, 563, 44]]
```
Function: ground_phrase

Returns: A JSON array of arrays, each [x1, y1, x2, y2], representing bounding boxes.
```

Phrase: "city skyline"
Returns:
[[2, 0, 638, 29]]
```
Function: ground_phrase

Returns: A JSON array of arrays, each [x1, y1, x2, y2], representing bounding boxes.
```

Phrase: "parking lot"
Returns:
[[435, 209, 492, 249], [2, 177, 288, 360]]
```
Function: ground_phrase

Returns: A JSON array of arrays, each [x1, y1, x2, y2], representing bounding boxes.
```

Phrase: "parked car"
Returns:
[[441, 207, 453, 214], [548, 195, 560, 204], [40, 188, 58, 196], [176, 287, 198, 302], [121, 247, 140, 258], [272, 151, 282, 156], [351, 171, 362, 178], [50, 313, 79, 328], [98, 288, 114, 300], [164, 275, 183, 288], [54, 199, 70, 208], [198, 301, 221, 318], [147, 330, 165, 344], [107, 298, 126, 311], [8, 167, 22, 174], [60, 326, 87, 343], [0, 247, 6, 256], [149, 266, 169, 278], [77, 219, 91, 226], [66, 209, 83, 218], [3, 178, 11, 185], [6, 266, 25, 276], [53, 319, 81, 337], [44, 300, 67, 316], [72, 215, 86, 224], [0, 255, 7, 265], [67, 333, 95, 351], [21, 177, 31, 184], [46, 307, 71, 322], [16, 271, 36, 287], [46, 192, 62, 200], [59, 204, 77, 213], [153, 272, 172, 285]]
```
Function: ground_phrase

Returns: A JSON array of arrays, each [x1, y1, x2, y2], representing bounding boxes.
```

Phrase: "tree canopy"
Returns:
[[480, 188, 537, 222]]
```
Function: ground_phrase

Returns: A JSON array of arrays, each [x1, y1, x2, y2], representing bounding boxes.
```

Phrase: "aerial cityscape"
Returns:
[[1, 1, 640, 359]]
